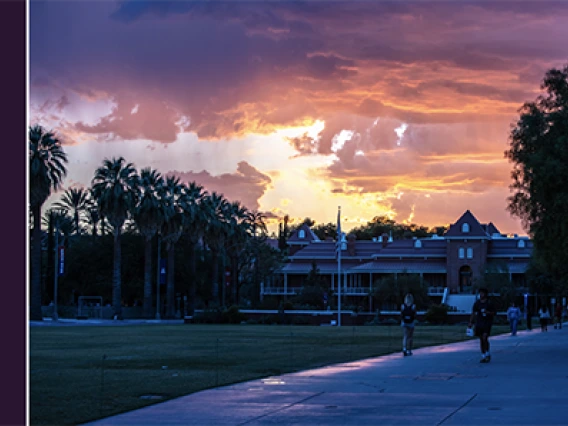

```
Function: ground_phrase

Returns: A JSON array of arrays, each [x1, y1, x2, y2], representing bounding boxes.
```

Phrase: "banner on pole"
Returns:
[[160, 258, 167, 285], [58, 246, 65, 276]]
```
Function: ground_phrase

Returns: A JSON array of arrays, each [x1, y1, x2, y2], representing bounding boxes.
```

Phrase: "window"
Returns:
[[462, 223, 470, 233], [466, 247, 473, 259], [518, 239, 525, 248], [298, 229, 305, 239], [414, 240, 422, 248], [458, 247, 465, 259]]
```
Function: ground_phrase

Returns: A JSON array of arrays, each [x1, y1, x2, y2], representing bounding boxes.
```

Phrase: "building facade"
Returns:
[[264, 211, 532, 311]]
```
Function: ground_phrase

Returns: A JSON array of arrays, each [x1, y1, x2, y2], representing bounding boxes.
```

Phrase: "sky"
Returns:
[[29, 1, 568, 235]]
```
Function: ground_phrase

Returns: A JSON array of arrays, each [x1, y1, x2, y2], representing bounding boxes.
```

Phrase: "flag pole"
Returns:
[[337, 206, 342, 327]]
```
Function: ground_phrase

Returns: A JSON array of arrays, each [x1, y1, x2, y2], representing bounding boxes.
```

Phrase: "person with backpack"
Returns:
[[401, 293, 416, 356], [507, 301, 521, 336], [468, 288, 495, 363], [539, 304, 551, 332]]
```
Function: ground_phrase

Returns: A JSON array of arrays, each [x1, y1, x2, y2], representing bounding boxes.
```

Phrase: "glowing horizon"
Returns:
[[30, 1, 568, 237]]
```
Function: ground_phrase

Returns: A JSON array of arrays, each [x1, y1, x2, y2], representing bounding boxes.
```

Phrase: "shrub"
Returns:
[[424, 304, 450, 324], [221, 305, 247, 324], [283, 301, 294, 310]]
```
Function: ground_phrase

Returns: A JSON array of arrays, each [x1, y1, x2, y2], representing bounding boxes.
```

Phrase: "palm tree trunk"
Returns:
[[188, 243, 196, 316], [231, 254, 238, 305], [74, 211, 80, 236], [46, 216, 55, 303], [211, 249, 219, 305], [143, 236, 153, 318], [166, 243, 175, 318], [113, 227, 122, 319], [30, 205, 43, 321]]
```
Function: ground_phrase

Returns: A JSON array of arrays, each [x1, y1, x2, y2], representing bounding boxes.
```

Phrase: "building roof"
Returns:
[[349, 261, 447, 273], [287, 224, 321, 245], [487, 238, 533, 257], [290, 239, 447, 259], [444, 210, 490, 238]]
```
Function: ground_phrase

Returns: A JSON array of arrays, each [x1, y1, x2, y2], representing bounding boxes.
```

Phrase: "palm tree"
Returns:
[[247, 210, 268, 307], [54, 187, 90, 235], [202, 192, 231, 306], [84, 191, 101, 240], [180, 182, 207, 316], [132, 168, 166, 318], [29, 125, 68, 321], [161, 176, 185, 318], [91, 157, 139, 320], [224, 202, 251, 306]]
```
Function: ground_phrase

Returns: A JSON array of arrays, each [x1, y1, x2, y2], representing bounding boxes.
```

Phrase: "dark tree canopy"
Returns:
[[505, 64, 568, 283]]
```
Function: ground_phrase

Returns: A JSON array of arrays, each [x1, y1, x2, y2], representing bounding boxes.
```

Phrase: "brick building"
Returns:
[[264, 210, 532, 312]]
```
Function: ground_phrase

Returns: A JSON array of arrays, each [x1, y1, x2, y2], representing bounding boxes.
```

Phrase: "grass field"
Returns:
[[30, 323, 511, 425]]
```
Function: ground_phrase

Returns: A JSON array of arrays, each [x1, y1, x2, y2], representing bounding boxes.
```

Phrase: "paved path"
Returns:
[[84, 325, 568, 426]]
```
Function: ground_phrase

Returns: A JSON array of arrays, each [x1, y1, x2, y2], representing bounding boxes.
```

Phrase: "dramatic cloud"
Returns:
[[29, 1, 568, 233], [170, 161, 272, 211]]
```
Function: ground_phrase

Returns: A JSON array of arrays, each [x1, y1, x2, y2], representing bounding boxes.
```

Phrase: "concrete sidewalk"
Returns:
[[84, 326, 568, 426]]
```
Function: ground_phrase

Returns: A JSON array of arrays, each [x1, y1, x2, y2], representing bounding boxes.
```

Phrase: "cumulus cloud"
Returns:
[[169, 161, 272, 211], [31, 1, 568, 145]]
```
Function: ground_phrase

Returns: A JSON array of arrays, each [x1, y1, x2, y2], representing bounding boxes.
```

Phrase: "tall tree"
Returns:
[[29, 125, 68, 321], [161, 176, 185, 318], [84, 190, 101, 240], [224, 202, 251, 305], [505, 64, 568, 285], [132, 168, 166, 318], [91, 157, 139, 319], [180, 182, 207, 316], [202, 192, 230, 306], [54, 187, 90, 235]]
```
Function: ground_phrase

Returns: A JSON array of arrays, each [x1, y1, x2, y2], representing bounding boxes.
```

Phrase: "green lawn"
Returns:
[[30, 324, 510, 425]]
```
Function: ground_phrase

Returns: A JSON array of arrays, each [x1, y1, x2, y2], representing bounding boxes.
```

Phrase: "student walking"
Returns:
[[554, 302, 563, 329], [468, 288, 495, 363], [539, 304, 551, 332], [507, 302, 521, 336], [401, 293, 416, 356]]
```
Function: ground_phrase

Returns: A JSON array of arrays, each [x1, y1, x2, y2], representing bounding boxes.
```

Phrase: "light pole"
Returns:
[[156, 233, 161, 320]]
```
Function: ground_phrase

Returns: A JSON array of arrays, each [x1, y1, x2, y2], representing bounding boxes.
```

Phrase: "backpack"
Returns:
[[402, 304, 415, 324]]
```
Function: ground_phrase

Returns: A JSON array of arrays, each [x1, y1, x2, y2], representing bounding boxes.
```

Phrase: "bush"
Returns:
[[221, 305, 247, 324], [424, 304, 450, 324], [282, 301, 294, 310]]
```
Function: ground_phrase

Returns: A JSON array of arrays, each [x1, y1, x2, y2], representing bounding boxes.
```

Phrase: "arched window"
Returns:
[[298, 229, 305, 239], [462, 223, 470, 233], [466, 247, 473, 259], [414, 240, 422, 248], [518, 239, 525, 248], [458, 247, 465, 259]]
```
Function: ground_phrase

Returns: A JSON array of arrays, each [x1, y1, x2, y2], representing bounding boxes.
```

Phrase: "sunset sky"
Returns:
[[30, 1, 568, 235]]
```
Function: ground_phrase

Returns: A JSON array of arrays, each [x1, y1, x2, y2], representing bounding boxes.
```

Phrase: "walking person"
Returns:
[[554, 302, 562, 329], [507, 302, 521, 336], [401, 293, 416, 356], [468, 288, 495, 363], [539, 304, 551, 332]]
